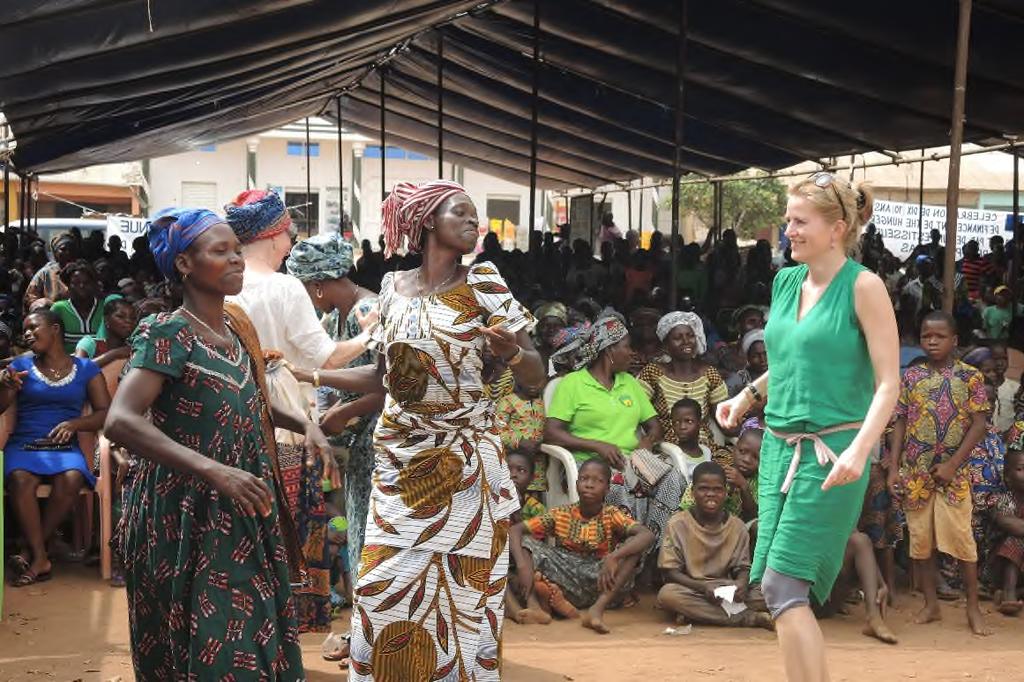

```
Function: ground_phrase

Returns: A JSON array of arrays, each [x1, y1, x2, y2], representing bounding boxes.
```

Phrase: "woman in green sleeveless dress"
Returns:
[[718, 174, 899, 681]]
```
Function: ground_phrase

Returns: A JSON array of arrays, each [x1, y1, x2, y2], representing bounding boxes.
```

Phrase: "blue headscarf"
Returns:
[[147, 207, 225, 281], [285, 233, 354, 283]]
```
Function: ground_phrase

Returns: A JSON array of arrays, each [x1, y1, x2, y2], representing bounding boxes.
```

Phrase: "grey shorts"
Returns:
[[761, 566, 811, 619]]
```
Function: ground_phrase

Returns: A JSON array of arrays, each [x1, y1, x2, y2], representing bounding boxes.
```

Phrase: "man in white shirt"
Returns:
[[224, 190, 373, 369]]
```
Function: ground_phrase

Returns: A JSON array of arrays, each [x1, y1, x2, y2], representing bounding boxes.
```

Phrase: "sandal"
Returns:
[[321, 633, 350, 662], [7, 554, 30, 577], [11, 568, 52, 588]]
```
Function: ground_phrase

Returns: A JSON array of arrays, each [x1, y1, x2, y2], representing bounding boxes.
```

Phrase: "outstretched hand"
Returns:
[[480, 323, 519, 360], [716, 394, 751, 431]]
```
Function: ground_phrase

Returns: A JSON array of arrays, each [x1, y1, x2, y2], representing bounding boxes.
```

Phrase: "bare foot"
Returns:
[[863, 614, 898, 644], [913, 604, 942, 624], [997, 600, 1022, 616], [745, 612, 775, 631], [967, 606, 992, 636], [582, 608, 611, 635], [517, 608, 552, 625]]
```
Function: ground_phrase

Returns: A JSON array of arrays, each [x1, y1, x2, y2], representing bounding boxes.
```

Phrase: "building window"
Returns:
[[285, 191, 319, 235], [198, 143, 217, 152], [287, 141, 320, 157], [363, 146, 427, 160]]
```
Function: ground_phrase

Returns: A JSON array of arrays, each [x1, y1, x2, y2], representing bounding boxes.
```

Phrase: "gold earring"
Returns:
[[315, 286, 324, 299]]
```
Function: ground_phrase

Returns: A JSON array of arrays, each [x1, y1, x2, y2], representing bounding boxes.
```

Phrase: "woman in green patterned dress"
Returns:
[[105, 208, 331, 680], [285, 234, 383, 583], [717, 175, 899, 681]]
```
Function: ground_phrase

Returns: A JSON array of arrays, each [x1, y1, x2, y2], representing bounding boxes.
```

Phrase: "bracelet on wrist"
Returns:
[[313, 369, 321, 389], [504, 346, 524, 366], [745, 383, 763, 403]]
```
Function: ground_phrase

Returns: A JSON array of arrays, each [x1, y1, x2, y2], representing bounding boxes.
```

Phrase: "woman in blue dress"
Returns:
[[1, 309, 111, 586]]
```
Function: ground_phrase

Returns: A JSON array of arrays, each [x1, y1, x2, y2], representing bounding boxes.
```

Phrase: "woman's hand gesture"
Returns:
[[0, 368, 27, 391], [206, 463, 274, 517], [48, 420, 77, 444], [480, 323, 520, 361], [821, 446, 869, 491], [593, 442, 626, 471], [716, 393, 752, 431]]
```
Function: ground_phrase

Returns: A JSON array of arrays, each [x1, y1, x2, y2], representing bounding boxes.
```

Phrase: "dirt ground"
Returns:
[[2, 565, 1022, 682]]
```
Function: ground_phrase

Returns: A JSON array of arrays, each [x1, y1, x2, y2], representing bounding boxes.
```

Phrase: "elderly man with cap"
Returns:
[[24, 233, 78, 312]]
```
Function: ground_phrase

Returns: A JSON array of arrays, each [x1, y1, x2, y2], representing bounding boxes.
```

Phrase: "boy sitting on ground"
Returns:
[[510, 458, 654, 635], [504, 448, 551, 625], [993, 448, 1024, 616], [656, 461, 772, 629]]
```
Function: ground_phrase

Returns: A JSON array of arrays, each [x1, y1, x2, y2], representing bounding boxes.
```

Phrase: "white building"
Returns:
[[146, 118, 660, 249]]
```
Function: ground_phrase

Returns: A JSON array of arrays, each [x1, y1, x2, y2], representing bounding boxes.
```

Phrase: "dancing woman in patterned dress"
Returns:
[[307, 181, 546, 681], [105, 208, 330, 680]]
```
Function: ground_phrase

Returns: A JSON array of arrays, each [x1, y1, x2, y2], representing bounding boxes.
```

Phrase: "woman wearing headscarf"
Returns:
[[297, 181, 544, 680], [225, 190, 368, 632], [105, 208, 331, 679], [545, 316, 681, 547], [726, 328, 769, 397], [637, 312, 729, 448], [532, 301, 568, 375], [285, 234, 384, 603], [23, 233, 77, 312]]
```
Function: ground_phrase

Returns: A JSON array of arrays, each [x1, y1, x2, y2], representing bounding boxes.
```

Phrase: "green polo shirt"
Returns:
[[547, 368, 658, 463]]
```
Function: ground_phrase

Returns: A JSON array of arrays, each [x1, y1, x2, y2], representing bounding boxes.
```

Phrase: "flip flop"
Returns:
[[321, 633, 350, 662], [11, 568, 52, 588]]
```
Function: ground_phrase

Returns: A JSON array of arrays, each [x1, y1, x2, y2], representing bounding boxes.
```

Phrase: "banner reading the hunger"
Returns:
[[871, 199, 1010, 257]]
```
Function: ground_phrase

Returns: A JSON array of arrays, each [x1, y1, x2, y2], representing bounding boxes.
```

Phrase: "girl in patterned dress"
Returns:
[[304, 181, 546, 681], [105, 209, 331, 680]]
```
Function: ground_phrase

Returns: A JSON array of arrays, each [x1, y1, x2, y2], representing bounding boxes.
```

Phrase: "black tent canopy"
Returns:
[[2, 0, 1024, 186]]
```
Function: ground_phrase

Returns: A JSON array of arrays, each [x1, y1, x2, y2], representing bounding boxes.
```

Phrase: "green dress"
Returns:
[[116, 312, 304, 679], [754, 259, 874, 605]]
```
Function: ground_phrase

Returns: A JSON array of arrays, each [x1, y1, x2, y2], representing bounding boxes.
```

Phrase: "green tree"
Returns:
[[668, 176, 788, 240]]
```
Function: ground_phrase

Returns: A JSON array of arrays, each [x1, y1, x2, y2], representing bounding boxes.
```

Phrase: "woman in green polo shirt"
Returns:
[[49, 261, 121, 354], [545, 315, 683, 543]]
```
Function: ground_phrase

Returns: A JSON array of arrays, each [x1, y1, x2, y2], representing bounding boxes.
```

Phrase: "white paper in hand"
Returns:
[[713, 584, 748, 617]]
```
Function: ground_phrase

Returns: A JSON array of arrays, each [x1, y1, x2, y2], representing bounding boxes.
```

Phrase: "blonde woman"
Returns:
[[718, 173, 899, 681]]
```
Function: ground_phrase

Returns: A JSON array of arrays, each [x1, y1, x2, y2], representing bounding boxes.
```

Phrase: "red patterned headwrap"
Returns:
[[380, 180, 468, 257]]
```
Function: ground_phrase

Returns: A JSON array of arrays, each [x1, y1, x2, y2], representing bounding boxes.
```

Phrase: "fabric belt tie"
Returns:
[[767, 422, 863, 493]]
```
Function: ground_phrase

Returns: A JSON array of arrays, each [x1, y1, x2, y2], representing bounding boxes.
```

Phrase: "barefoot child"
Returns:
[[993, 448, 1024, 616], [504, 449, 552, 625], [813, 531, 898, 644], [888, 311, 991, 635], [656, 462, 772, 629], [510, 458, 654, 634], [671, 398, 712, 483]]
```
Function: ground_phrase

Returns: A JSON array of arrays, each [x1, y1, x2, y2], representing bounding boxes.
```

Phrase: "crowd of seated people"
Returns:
[[3, 212, 1024, 649]]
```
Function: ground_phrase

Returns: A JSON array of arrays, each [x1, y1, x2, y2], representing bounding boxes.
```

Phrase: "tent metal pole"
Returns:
[[918, 148, 925, 245], [1011, 140, 1020, 343], [305, 117, 312, 236], [528, 0, 541, 256], [380, 69, 387, 203], [437, 31, 444, 178], [942, 0, 972, 314], [336, 96, 344, 223], [627, 187, 633, 231], [638, 187, 644, 246], [19, 171, 26, 232], [32, 175, 38, 232], [2, 162, 8, 229], [670, 0, 687, 310]]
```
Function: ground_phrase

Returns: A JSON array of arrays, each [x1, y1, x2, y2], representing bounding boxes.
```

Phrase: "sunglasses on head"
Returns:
[[810, 172, 848, 225]]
